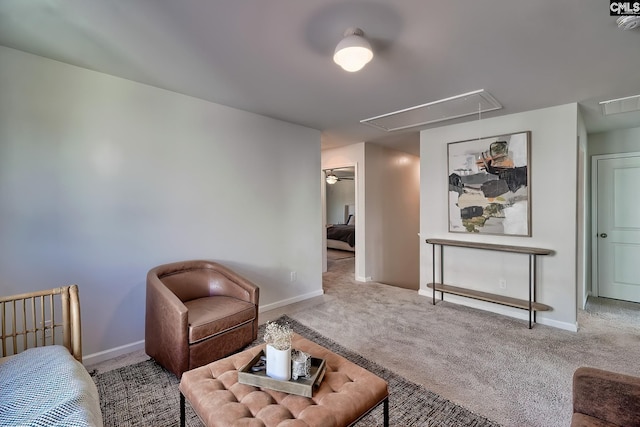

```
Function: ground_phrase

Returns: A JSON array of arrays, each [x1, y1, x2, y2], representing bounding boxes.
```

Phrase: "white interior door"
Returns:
[[596, 154, 640, 303]]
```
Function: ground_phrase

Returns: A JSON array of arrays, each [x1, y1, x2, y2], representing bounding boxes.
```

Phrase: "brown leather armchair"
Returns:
[[145, 260, 259, 378]]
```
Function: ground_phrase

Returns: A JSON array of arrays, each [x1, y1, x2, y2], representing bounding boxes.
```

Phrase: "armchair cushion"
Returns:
[[186, 296, 256, 343]]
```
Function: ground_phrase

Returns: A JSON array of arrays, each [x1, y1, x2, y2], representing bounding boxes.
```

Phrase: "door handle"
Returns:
[[600, 233, 608, 238]]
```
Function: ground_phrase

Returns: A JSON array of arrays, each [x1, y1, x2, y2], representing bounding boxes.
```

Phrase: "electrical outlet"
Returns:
[[290, 271, 297, 282], [499, 279, 507, 289]]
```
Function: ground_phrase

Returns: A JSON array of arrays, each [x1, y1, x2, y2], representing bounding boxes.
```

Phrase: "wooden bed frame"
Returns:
[[0, 285, 82, 362]]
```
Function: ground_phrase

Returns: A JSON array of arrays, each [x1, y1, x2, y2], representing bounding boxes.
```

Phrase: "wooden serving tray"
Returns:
[[238, 349, 326, 397]]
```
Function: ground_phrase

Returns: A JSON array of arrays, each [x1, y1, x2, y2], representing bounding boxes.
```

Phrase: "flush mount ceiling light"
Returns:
[[333, 28, 373, 72], [599, 94, 640, 115], [361, 89, 502, 132]]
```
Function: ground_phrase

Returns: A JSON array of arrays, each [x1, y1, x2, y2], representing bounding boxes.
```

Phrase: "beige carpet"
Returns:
[[282, 257, 640, 427], [326, 248, 355, 260]]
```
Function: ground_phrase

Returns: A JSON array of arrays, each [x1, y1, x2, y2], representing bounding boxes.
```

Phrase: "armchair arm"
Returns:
[[573, 367, 640, 427], [207, 262, 260, 305], [145, 273, 190, 377]]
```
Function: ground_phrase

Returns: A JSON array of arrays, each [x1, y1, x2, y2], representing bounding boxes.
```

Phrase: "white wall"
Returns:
[[0, 46, 323, 363], [365, 144, 420, 289], [589, 126, 640, 156], [326, 180, 355, 225], [420, 104, 579, 331], [577, 110, 588, 309]]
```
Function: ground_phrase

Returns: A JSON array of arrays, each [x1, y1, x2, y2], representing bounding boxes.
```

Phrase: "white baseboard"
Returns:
[[83, 339, 145, 367], [418, 288, 432, 298], [417, 289, 577, 332], [259, 289, 324, 313], [355, 276, 372, 282], [536, 317, 577, 332], [582, 290, 592, 310]]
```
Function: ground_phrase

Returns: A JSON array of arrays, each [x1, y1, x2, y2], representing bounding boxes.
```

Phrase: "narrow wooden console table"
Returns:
[[425, 238, 553, 329]]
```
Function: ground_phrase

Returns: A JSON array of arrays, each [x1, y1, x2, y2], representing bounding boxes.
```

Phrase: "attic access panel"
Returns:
[[360, 89, 502, 132], [599, 94, 640, 116]]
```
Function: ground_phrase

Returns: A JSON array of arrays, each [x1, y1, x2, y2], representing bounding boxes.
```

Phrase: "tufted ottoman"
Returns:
[[179, 333, 389, 427]]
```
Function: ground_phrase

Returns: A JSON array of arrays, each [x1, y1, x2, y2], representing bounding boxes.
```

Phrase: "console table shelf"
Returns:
[[426, 283, 552, 312], [425, 239, 553, 256], [425, 238, 553, 329]]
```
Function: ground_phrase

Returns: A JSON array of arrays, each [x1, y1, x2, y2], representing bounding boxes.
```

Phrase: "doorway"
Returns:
[[324, 166, 356, 270], [324, 167, 356, 271], [591, 152, 640, 303]]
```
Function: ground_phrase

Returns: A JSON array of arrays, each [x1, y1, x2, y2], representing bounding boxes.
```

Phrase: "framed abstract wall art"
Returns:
[[448, 131, 531, 236]]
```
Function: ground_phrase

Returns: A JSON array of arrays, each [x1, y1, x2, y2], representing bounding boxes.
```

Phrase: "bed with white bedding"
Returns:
[[0, 285, 103, 427], [0, 345, 103, 426]]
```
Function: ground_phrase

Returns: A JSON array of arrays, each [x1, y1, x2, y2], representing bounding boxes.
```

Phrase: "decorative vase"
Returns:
[[266, 344, 291, 381]]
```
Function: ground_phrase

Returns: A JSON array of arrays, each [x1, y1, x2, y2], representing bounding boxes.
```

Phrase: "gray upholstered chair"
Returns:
[[145, 260, 259, 378]]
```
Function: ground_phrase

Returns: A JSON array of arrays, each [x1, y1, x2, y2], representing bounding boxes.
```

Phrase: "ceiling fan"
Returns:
[[325, 169, 354, 184]]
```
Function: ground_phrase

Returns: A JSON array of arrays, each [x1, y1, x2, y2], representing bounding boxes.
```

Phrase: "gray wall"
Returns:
[[0, 46, 323, 363]]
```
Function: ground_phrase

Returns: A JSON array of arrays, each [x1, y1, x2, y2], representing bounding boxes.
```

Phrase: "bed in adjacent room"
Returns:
[[326, 204, 355, 252], [327, 224, 355, 252]]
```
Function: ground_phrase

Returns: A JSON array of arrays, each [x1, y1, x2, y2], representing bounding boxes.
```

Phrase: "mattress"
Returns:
[[0, 345, 103, 427]]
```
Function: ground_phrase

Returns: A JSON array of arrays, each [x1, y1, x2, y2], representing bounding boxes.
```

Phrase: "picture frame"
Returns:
[[447, 131, 531, 236]]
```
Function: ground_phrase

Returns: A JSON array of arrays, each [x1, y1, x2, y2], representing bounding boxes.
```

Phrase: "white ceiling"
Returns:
[[1, 1, 640, 156]]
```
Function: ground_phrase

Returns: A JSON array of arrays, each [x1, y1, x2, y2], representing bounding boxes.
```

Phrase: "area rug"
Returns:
[[92, 316, 499, 427]]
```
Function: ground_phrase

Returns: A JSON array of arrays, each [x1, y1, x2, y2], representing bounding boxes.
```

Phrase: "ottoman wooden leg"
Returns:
[[180, 393, 186, 427], [384, 396, 389, 427]]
